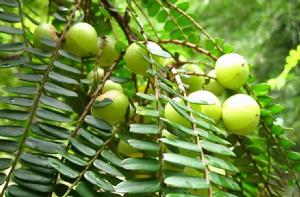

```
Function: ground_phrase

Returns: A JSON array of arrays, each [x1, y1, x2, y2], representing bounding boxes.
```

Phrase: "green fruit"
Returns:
[[91, 90, 129, 125], [88, 67, 104, 82], [222, 94, 260, 135], [181, 64, 205, 93], [33, 23, 58, 50], [215, 53, 249, 90], [164, 55, 187, 67], [124, 42, 150, 75], [103, 80, 123, 93], [98, 36, 119, 68], [64, 22, 98, 57], [188, 90, 222, 123], [164, 97, 190, 128], [203, 70, 225, 96]]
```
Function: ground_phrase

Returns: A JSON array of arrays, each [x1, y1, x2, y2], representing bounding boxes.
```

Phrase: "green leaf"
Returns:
[[7, 185, 41, 197], [177, 2, 189, 11], [24, 47, 52, 57], [1, 56, 28, 68], [58, 49, 82, 62], [130, 124, 160, 134], [0, 26, 23, 34], [214, 191, 239, 197], [210, 172, 240, 190], [288, 151, 300, 161], [70, 138, 96, 157], [279, 137, 296, 149], [0, 174, 5, 185], [148, 1, 160, 17], [40, 95, 73, 112], [13, 169, 52, 184], [53, 60, 81, 74], [49, 158, 79, 179], [122, 158, 159, 172], [128, 139, 159, 152], [136, 92, 157, 102], [146, 41, 171, 58], [85, 115, 112, 131], [163, 153, 204, 169], [17, 73, 43, 82], [84, 171, 114, 191], [0, 139, 18, 153], [0, 11, 20, 23], [0, 109, 28, 121], [13, 177, 54, 193], [36, 108, 71, 123], [0, 125, 24, 137], [20, 153, 52, 168], [0, 0, 18, 7], [157, 11, 167, 22], [164, 174, 208, 189], [39, 123, 70, 139], [252, 83, 270, 95], [4, 86, 37, 95], [26, 137, 64, 154], [62, 153, 87, 167], [0, 158, 12, 170], [0, 42, 24, 52], [101, 150, 123, 168], [201, 140, 235, 156], [268, 104, 284, 114], [93, 98, 113, 108], [79, 128, 103, 147], [160, 138, 200, 152], [206, 155, 239, 173], [49, 71, 79, 85], [116, 179, 160, 193], [94, 159, 124, 178], [24, 63, 47, 70], [136, 106, 159, 117], [45, 82, 78, 97]]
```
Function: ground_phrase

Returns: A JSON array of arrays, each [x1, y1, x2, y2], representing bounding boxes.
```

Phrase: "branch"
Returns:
[[100, 0, 136, 43], [0, 1, 83, 196], [161, 0, 224, 53], [158, 39, 217, 61]]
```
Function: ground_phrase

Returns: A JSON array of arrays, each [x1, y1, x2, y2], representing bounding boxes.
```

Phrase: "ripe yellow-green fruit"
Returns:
[[222, 94, 260, 135], [88, 67, 104, 82], [64, 22, 98, 57], [91, 90, 129, 125], [117, 140, 142, 157], [103, 80, 123, 93], [33, 23, 58, 50], [215, 53, 249, 90], [181, 64, 205, 93], [124, 42, 150, 75], [203, 70, 225, 96], [188, 90, 222, 123], [164, 97, 190, 128], [97, 36, 119, 68]]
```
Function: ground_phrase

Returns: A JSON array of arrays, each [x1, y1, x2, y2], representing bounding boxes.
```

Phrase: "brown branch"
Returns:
[[158, 39, 217, 61], [101, 0, 137, 43]]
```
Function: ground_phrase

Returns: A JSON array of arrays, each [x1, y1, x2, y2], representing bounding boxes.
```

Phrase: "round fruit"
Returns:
[[64, 22, 98, 57], [203, 70, 224, 96], [164, 97, 190, 128], [188, 90, 222, 123], [215, 53, 249, 90], [164, 55, 187, 67], [103, 80, 123, 93], [181, 64, 205, 93], [222, 94, 260, 135], [91, 90, 129, 124], [97, 36, 119, 68], [124, 42, 150, 75], [33, 23, 58, 50], [88, 67, 104, 82]]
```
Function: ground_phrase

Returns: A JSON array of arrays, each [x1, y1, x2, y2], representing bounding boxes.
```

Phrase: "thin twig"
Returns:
[[178, 71, 217, 80], [0, 1, 82, 196], [161, 0, 224, 53], [159, 39, 217, 61]]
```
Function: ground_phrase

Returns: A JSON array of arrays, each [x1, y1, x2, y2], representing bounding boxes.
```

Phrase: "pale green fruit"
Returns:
[[215, 53, 249, 90], [33, 23, 58, 50], [117, 140, 140, 157], [164, 55, 187, 67], [88, 67, 104, 82], [203, 70, 225, 96], [98, 36, 119, 68], [188, 90, 222, 123], [164, 97, 190, 128], [64, 22, 98, 57], [91, 90, 129, 124], [222, 94, 260, 135], [124, 42, 150, 75], [103, 80, 123, 93], [181, 64, 205, 93]]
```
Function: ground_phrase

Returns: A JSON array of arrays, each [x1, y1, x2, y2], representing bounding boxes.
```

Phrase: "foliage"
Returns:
[[0, 0, 299, 197]]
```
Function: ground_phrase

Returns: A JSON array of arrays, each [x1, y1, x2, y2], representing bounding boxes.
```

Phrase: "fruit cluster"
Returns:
[[33, 22, 260, 136]]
